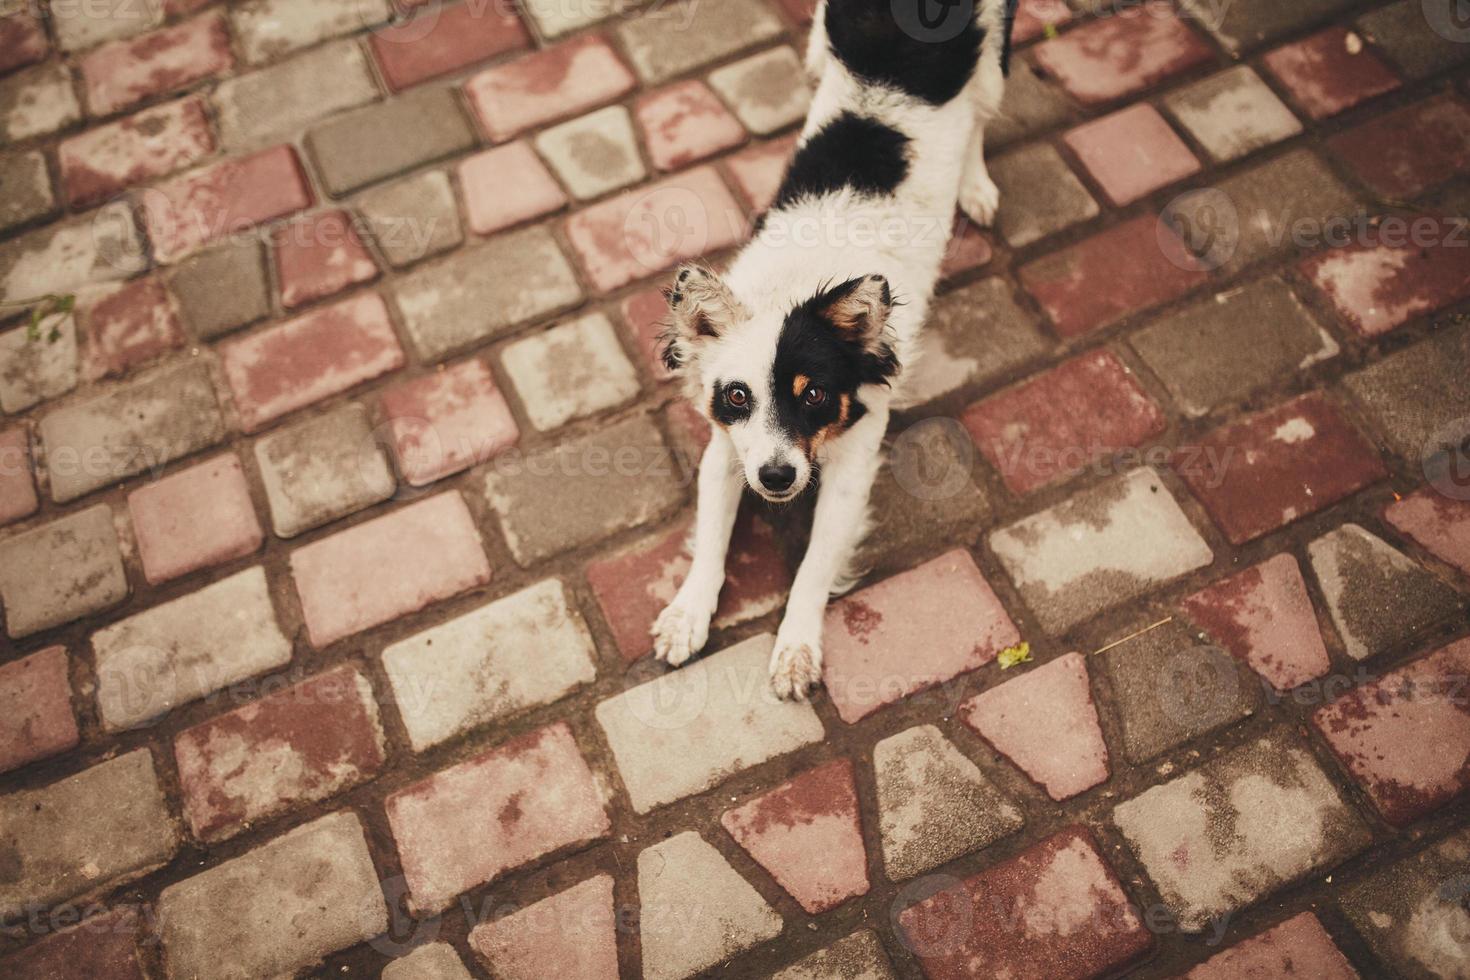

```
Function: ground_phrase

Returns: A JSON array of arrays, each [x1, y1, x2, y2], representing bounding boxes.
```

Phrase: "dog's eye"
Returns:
[[727, 385, 749, 408], [804, 386, 827, 407]]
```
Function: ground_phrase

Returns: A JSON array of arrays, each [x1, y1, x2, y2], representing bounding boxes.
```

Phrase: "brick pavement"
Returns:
[[0, 0, 1468, 977]]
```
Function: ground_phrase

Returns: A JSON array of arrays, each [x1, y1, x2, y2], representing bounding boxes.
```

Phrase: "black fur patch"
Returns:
[[826, 0, 984, 105], [1002, 0, 1019, 76], [710, 380, 753, 427], [773, 112, 911, 210]]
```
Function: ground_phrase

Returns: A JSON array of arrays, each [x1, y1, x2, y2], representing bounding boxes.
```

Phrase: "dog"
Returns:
[[654, 0, 1018, 699]]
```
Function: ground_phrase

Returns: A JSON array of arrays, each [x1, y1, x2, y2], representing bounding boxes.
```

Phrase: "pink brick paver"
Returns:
[[586, 509, 791, 661], [386, 723, 609, 913], [636, 81, 747, 172], [458, 142, 568, 236], [128, 454, 264, 585], [565, 165, 748, 292], [1262, 26, 1401, 119], [80, 12, 234, 117], [1328, 94, 1470, 199], [823, 549, 1021, 723], [220, 291, 405, 433], [962, 652, 1110, 801], [1300, 233, 1470, 337], [1181, 553, 1332, 691], [620, 286, 674, 378], [1013, 0, 1073, 44], [1184, 912, 1360, 979], [274, 210, 379, 309], [1386, 488, 1470, 575], [0, 647, 78, 775], [721, 759, 870, 914], [380, 358, 520, 486], [0, 12, 47, 76], [59, 97, 216, 208], [78, 275, 186, 381], [291, 492, 491, 648], [464, 34, 636, 141], [897, 826, 1153, 980], [0, 907, 147, 980], [961, 349, 1166, 495], [723, 134, 798, 212], [1314, 636, 1470, 826], [370, 0, 530, 92], [1175, 393, 1387, 545], [175, 665, 386, 841], [1063, 104, 1200, 206], [469, 875, 619, 980], [0, 426, 39, 527], [1030, 10, 1211, 106]]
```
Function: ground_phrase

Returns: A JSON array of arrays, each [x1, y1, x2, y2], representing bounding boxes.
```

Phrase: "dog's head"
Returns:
[[659, 264, 899, 503]]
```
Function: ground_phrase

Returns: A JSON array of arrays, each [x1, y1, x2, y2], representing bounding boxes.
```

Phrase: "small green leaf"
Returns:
[[1043, 22, 1059, 38], [998, 641, 1032, 670]]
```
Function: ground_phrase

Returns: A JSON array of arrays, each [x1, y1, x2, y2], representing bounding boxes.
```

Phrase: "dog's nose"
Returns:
[[758, 463, 797, 493]]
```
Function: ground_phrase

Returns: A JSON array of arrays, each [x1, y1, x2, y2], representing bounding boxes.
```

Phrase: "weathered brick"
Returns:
[[1181, 553, 1332, 691], [220, 292, 404, 433], [1307, 523, 1463, 663], [962, 651, 1109, 801], [1019, 213, 1206, 338], [0, 202, 146, 304], [93, 566, 292, 730], [166, 240, 270, 339], [902, 277, 1049, 406], [637, 81, 746, 172], [255, 404, 395, 537], [1186, 912, 1358, 979], [585, 508, 790, 661], [991, 141, 1099, 248], [1301, 233, 1470, 338], [274, 210, 379, 309], [723, 134, 797, 212], [962, 349, 1164, 496], [772, 932, 896, 980], [231, 0, 392, 64], [382, 579, 597, 751], [0, 149, 56, 234], [157, 812, 387, 980], [823, 550, 1018, 724], [1168, 73, 1299, 168], [77, 275, 186, 381], [1112, 731, 1369, 933], [1012, 0, 1071, 43], [0, 751, 178, 922], [0, 647, 77, 775], [51, 0, 162, 50], [501, 313, 641, 431], [175, 665, 386, 841], [0, 315, 78, 413], [1176, 394, 1386, 545], [213, 41, 379, 152], [875, 725, 1023, 880], [1262, 26, 1401, 120], [357, 169, 463, 268], [129, 453, 263, 584], [0, 907, 148, 980], [0, 62, 80, 143], [458, 141, 567, 235], [308, 87, 476, 196], [394, 227, 583, 360], [897, 826, 1151, 979], [722, 759, 869, 914], [469, 876, 619, 980], [637, 831, 782, 980], [533, 106, 645, 201], [371, 0, 529, 91], [483, 413, 686, 565], [1358, 0, 1470, 80], [596, 634, 823, 812], [989, 58, 1077, 147], [291, 491, 491, 647], [1030, 10, 1210, 106], [1340, 826, 1470, 977], [617, 0, 783, 84], [991, 468, 1212, 634], [380, 358, 519, 486], [620, 285, 676, 379], [1180, 0, 1354, 55], [387, 723, 608, 913], [709, 46, 810, 136], [141, 145, 314, 263], [464, 34, 635, 141], [1065, 103, 1199, 207], [0, 504, 127, 638], [383, 943, 474, 980], [60, 97, 215, 208], [81, 12, 234, 117], [1386, 487, 1470, 576], [1342, 322, 1470, 460], [565, 166, 747, 292], [1330, 94, 1470, 199], [0, 10, 47, 75], [0, 426, 38, 526], [1130, 277, 1338, 417]]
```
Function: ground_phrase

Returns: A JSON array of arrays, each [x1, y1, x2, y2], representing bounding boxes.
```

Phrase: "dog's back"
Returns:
[[823, 0, 991, 105]]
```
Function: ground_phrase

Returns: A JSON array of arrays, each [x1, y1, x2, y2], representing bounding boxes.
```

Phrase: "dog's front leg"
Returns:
[[653, 430, 743, 666], [770, 406, 888, 700]]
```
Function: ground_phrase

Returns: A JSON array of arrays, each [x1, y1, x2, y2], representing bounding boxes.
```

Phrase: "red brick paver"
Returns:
[[1262, 26, 1401, 119], [380, 358, 520, 486], [1300, 232, 1470, 337], [1328, 94, 1470, 198], [464, 35, 636, 141], [128, 454, 263, 585], [80, 13, 234, 117], [1185, 912, 1359, 979], [274, 210, 379, 309], [1063, 104, 1200, 207], [1030, 11, 1211, 106], [0, 647, 78, 775], [371, 0, 530, 92], [59, 97, 215, 208], [637, 81, 747, 172], [1386, 487, 1470, 575]]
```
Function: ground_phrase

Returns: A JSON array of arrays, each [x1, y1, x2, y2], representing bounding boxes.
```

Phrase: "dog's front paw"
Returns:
[[769, 638, 823, 702], [959, 172, 1000, 227], [652, 598, 713, 667]]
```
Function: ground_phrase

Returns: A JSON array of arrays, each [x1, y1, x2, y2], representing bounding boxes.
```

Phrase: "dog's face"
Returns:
[[661, 265, 899, 503]]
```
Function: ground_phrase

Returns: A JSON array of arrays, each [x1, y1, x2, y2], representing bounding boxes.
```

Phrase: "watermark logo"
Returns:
[[1159, 188, 1239, 271], [622, 186, 716, 278], [892, 0, 976, 42], [1423, 0, 1470, 42], [1156, 645, 1243, 731], [1422, 416, 1470, 502], [889, 417, 976, 502]]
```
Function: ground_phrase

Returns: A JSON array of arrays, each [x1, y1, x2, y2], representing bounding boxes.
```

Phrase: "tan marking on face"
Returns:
[[792, 373, 810, 398], [809, 394, 852, 454]]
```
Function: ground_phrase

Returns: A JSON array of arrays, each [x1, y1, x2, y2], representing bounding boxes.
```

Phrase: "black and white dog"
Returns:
[[655, 0, 1017, 698]]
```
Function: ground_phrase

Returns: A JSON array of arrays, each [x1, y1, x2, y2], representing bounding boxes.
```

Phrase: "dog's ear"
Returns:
[[818, 274, 899, 383], [658, 264, 748, 372]]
